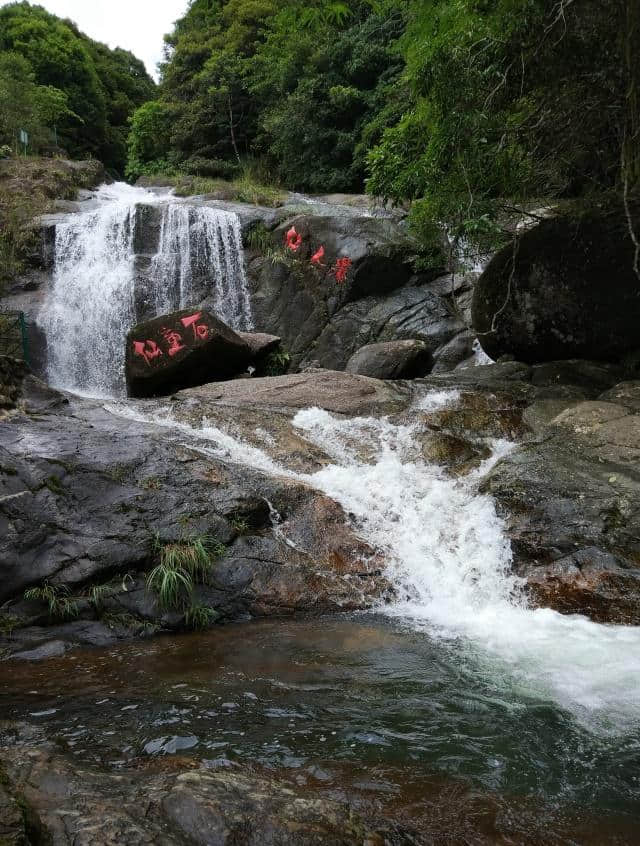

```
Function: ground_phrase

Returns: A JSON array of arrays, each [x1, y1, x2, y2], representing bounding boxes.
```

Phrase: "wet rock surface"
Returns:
[[416, 359, 640, 622], [0, 370, 399, 658], [251, 268, 467, 372], [346, 340, 432, 380], [0, 734, 538, 846], [483, 388, 640, 622], [472, 197, 640, 363], [0, 743, 379, 846], [2, 357, 640, 660]]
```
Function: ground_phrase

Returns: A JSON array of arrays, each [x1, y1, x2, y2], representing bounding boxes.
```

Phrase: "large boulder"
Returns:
[[125, 308, 252, 397], [482, 381, 640, 623], [0, 370, 402, 655], [472, 196, 640, 363], [272, 213, 414, 302], [248, 213, 443, 369], [346, 339, 432, 379]]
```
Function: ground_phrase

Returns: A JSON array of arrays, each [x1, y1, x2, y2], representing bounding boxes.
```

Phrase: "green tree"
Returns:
[[0, 1, 155, 172], [367, 0, 627, 239], [125, 100, 175, 180], [0, 51, 73, 150]]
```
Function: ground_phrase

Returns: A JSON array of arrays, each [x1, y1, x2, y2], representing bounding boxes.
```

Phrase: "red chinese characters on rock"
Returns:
[[161, 327, 186, 357], [180, 311, 210, 341], [332, 257, 352, 284], [285, 226, 302, 252], [132, 312, 212, 369], [310, 245, 325, 266], [133, 339, 163, 367]]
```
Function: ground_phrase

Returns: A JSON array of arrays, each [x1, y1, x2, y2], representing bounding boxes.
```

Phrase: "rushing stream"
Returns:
[[110, 395, 640, 733], [10, 184, 640, 841]]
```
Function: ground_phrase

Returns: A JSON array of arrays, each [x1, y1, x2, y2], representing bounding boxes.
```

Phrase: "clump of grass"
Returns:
[[88, 582, 120, 611], [146, 534, 226, 611], [141, 476, 162, 491], [146, 559, 194, 611], [42, 475, 65, 496], [102, 612, 159, 636], [106, 463, 129, 482], [184, 603, 219, 630], [232, 173, 285, 208], [157, 163, 286, 208], [230, 517, 250, 535], [246, 222, 273, 253], [0, 612, 20, 636], [23, 582, 78, 621]]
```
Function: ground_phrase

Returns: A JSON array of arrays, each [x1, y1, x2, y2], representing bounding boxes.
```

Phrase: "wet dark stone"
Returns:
[[125, 308, 252, 397], [473, 197, 640, 363], [346, 339, 433, 380]]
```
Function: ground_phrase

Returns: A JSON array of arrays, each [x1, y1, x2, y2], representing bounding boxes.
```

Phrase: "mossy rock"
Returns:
[[472, 194, 640, 363]]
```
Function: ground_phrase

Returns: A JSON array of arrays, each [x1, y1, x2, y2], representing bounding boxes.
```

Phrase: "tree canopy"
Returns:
[[0, 1, 155, 173], [126, 0, 634, 245], [127, 0, 406, 190]]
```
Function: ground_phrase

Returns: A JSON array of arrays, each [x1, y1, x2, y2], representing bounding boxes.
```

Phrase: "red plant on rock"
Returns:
[[333, 256, 352, 284], [310, 245, 325, 266], [285, 226, 302, 252]]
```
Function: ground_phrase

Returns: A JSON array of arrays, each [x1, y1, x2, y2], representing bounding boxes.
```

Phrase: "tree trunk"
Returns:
[[623, 0, 640, 188], [228, 93, 241, 166]]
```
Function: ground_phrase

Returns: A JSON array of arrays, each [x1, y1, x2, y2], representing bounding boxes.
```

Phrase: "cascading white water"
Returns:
[[42, 185, 143, 397], [150, 203, 253, 330], [109, 393, 640, 731], [42, 183, 252, 398]]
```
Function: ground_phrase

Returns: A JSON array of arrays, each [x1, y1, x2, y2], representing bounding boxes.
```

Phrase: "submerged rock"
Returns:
[[0, 743, 423, 846]]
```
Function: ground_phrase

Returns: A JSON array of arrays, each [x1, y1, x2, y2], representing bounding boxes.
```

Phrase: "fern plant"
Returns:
[[24, 582, 79, 621]]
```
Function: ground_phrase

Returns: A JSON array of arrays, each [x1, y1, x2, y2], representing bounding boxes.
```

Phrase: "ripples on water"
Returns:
[[2, 618, 639, 842], [6, 382, 640, 839]]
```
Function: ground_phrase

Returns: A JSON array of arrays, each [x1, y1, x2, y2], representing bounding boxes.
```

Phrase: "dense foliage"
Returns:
[[0, 1, 155, 173], [127, 0, 636, 246], [368, 0, 632, 239], [127, 0, 406, 189]]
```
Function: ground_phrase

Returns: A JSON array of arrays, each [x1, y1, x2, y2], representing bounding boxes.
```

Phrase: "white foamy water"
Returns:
[[41, 182, 252, 397], [42, 187, 139, 397], [150, 203, 253, 330], [107, 395, 640, 731]]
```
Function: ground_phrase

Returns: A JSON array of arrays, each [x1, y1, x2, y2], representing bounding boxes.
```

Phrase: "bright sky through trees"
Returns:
[[0, 0, 188, 79]]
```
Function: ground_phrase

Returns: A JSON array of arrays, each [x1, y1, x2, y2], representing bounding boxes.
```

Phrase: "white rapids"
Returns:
[[41, 182, 252, 398], [108, 392, 640, 734]]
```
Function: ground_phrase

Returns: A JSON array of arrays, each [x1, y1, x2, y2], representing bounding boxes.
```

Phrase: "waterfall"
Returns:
[[41, 183, 253, 398], [109, 395, 640, 731], [42, 191, 139, 398], [150, 204, 253, 331]]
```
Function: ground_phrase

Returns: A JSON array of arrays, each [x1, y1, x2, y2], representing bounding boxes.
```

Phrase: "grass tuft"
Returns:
[[184, 603, 219, 630], [23, 582, 78, 621], [146, 534, 226, 611]]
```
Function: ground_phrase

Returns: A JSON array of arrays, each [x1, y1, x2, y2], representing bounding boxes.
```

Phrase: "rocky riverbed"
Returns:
[[3, 356, 640, 656]]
